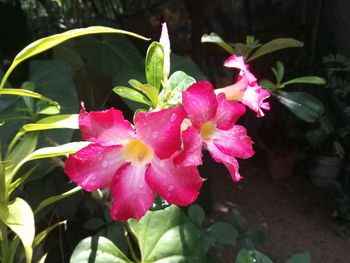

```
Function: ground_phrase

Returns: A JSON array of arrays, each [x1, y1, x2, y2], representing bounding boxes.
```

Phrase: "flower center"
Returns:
[[200, 121, 216, 140], [123, 139, 153, 165]]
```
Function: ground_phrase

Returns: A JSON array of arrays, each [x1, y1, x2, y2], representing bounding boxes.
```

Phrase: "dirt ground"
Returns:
[[203, 152, 350, 263]]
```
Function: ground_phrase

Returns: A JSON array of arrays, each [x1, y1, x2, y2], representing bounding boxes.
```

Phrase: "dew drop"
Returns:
[[170, 113, 177, 122], [152, 132, 158, 139], [102, 161, 108, 167], [139, 183, 144, 188], [168, 185, 174, 191]]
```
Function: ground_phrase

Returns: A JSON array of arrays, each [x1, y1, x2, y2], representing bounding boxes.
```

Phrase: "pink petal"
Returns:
[[214, 75, 249, 101], [213, 125, 254, 159], [205, 141, 242, 182], [135, 106, 186, 159], [241, 83, 270, 117], [146, 156, 204, 206], [174, 126, 203, 167], [79, 102, 136, 145], [224, 55, 256, 83], [64, 144, 125, 191], [110, 164, 155, 221], [182, 81, 218, 127], [215, 93, 246, 130]]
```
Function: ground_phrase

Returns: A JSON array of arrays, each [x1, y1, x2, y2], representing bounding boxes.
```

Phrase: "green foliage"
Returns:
[[286, 252, 311, 263], [145, 42, 165, 91], [236, 249, 273, 263], [70, 205, 207, 262], [128, 205, 206, 262], [0, 26, 149, 90], [276, 92, 324, 123], [70, 236, 131, 263], [201, 33, 235, 54], [3, 198, 35, 263]]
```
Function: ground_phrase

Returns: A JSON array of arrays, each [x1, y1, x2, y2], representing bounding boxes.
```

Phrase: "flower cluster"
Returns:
[[64, 24, 270, 221]]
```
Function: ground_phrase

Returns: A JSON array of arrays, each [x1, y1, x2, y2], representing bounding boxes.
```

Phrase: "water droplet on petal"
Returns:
[[102, 161, 108, 167], [152, 132, 158, 139], [170, 113, 177, 122], [168, 185, 174, 191], [139, 183, 144, 188]]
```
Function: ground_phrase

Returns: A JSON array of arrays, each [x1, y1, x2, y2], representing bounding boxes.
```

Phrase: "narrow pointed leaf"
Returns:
[[70, 236, 131, 263], [201, 33, 235, 54], [0, 26, 149, 89], [34, 186, 82, 214], [37, 253, 48, 263], [282, 76, 325, 86], [145, 42, 164, 90], [0, 89, 60, 112], [247, 38, 303, 62], [113, 86, 151, 106], [276, 91, 324, 122], [259, 79, 277, 91], [128, 79, 159, 106], [3, 198, 35, 263], [33, 221, 66, 248]]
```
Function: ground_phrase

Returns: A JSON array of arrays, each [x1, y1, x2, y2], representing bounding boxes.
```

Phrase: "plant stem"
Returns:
[[124, 224, 139, 263]]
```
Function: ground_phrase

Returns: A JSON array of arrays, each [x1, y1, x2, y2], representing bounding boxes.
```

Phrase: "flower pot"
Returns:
[[308, 154, 343, 187]]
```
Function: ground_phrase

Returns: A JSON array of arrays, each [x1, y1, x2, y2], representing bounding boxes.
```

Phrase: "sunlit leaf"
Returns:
[[201, 33, 235, 54], [0, 26, 149, 89], [113, 86, 151, 106], [70, 236, 131, 263], [3, 198, 35, 263], [128, 79, 159, 107], [145, 42, 164, 90], [33, 220, 66, 248], [128, 205, 207, 262], [34, 186, 82, 214], [0, 89, 60, 112], [247, 38, 303, 62]]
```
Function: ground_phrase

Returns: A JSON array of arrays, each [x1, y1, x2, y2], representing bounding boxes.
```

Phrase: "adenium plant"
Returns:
[[64, 23, 271, 221]]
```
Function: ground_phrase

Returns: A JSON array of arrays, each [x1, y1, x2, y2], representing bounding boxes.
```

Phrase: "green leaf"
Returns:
[[229, 213, 246, 234], [128, 79, 159, 107], [128, 205, 207, 262], [282, 76, 326, 87], [160, 71, 196, 105], [244, 229, 267, 246], [37, 253, 48, 263], [3, 198, 35, 263], [247, 38, 303, 62], [0, 26, 149, 89], [10, 141, 90, 180], [70, 236, 131, 263], [34, 186, 82, 214], [259, 79, 278, 91], [0, 89, 60, 112], [275, 61, 285, 84], [206, 222, 238, 244], [145, 41, 164, 90], [8, 114, 79, 153], [236, 249, 273, 263], [276, 91, 324, 122], [286, 252, 311, 263], [33, 220, 66, 249], [113, 86, 151, 106], [201, 33, 235, 54], [6, 132, 39, 175], [188, 204, 205, 228]]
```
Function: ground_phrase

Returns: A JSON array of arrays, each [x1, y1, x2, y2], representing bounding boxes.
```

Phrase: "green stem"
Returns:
[[123, 224, 139, 263], [0, 221, 8, 263]]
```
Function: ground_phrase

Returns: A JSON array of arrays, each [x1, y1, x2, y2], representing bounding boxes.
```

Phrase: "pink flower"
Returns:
[[216, 55, 270, 117], [176, 81, 255, 182], [64, 103, 203, 221]]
